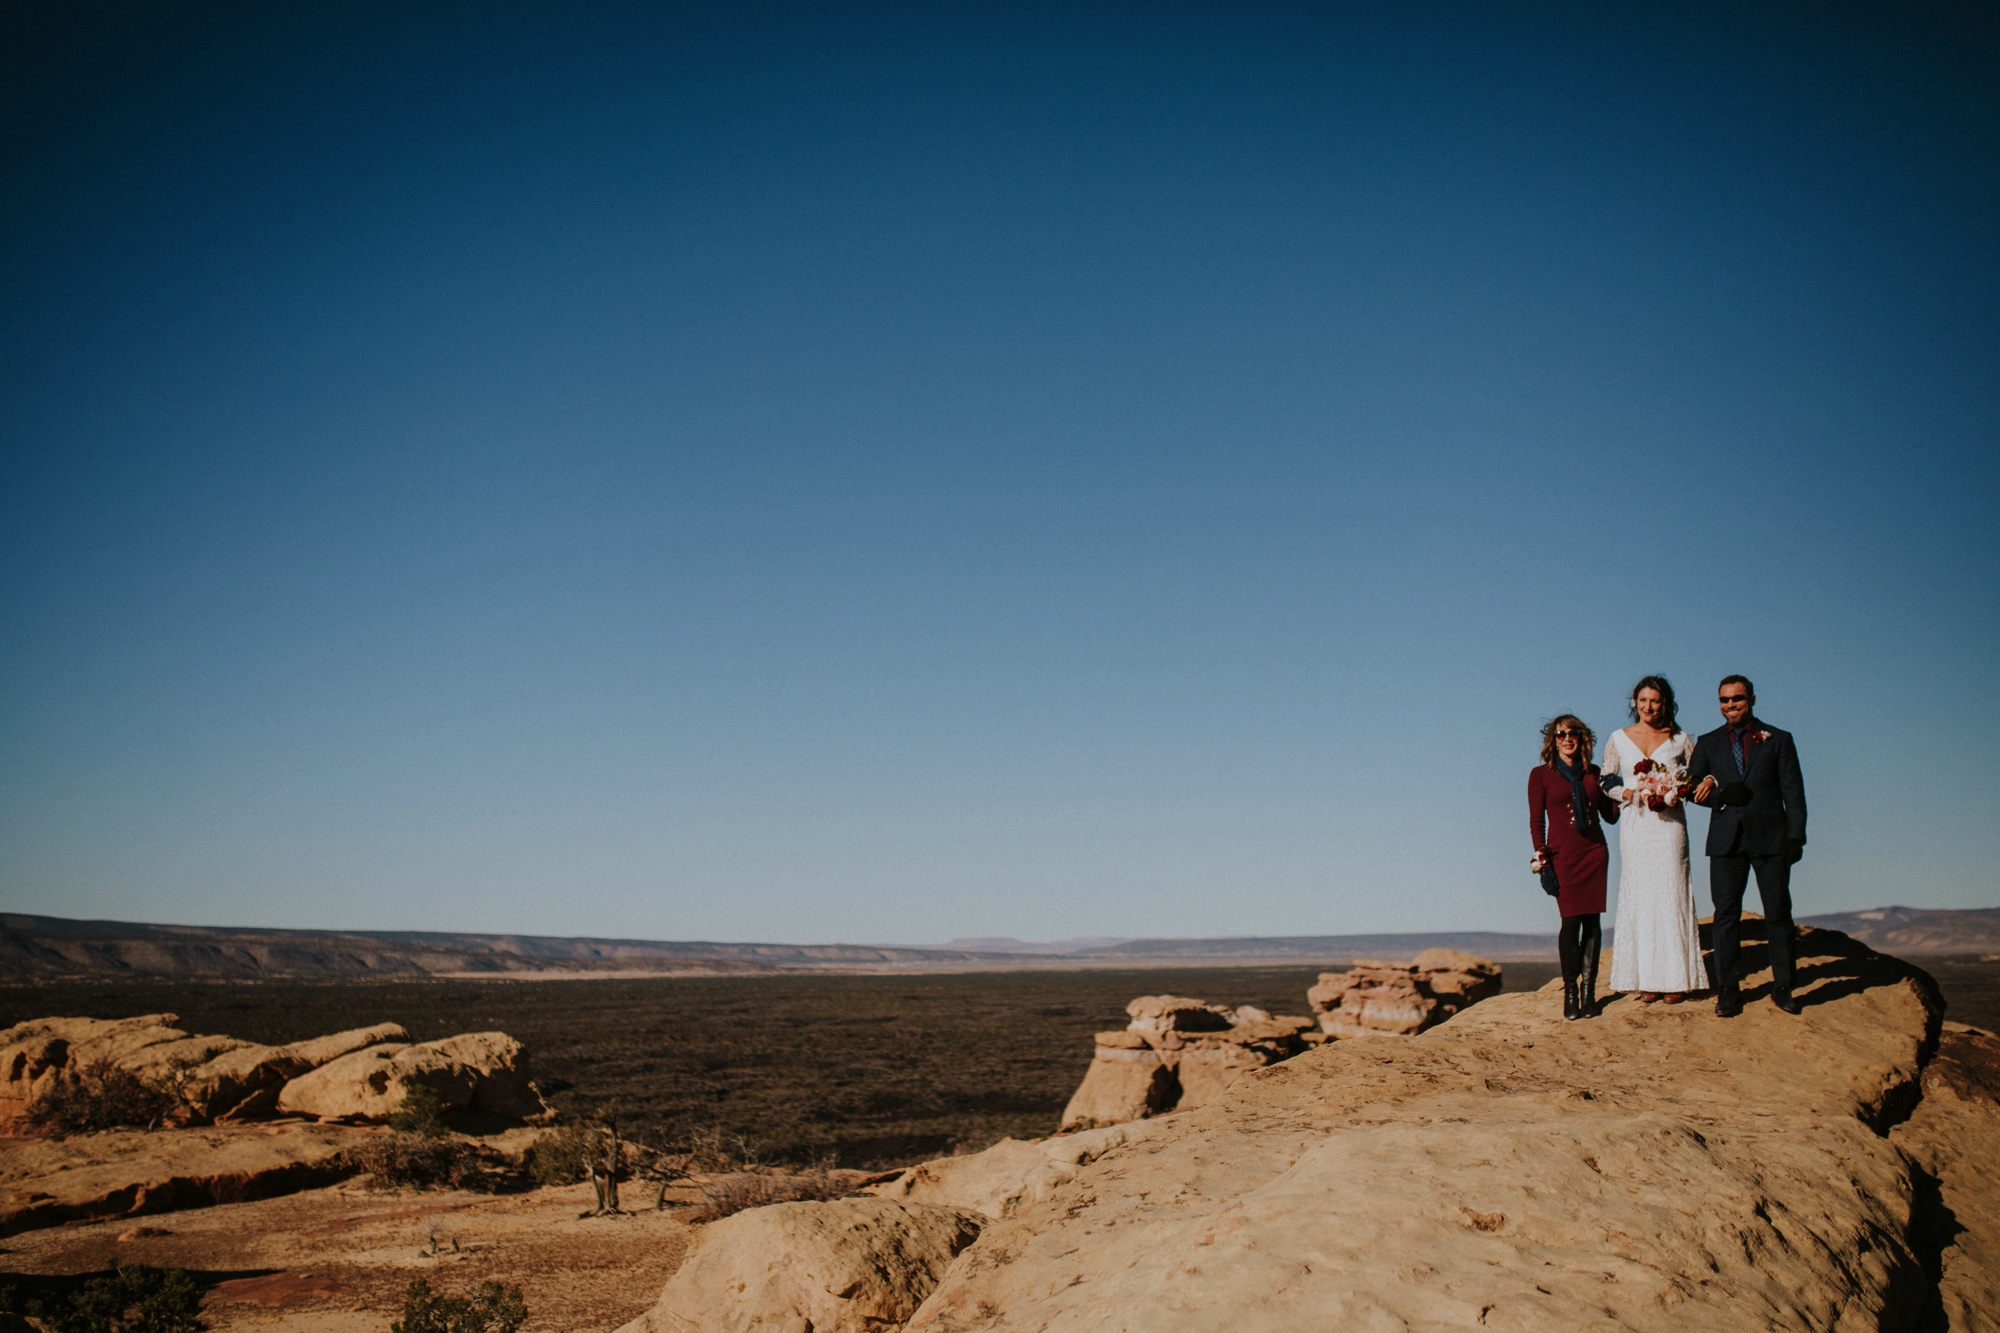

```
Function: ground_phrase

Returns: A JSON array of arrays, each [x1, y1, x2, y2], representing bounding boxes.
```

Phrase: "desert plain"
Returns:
[[1, 937, 1996, 1331]]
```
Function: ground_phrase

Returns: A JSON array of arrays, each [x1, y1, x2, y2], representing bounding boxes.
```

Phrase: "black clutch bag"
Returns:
[[1538, 863, 1561, 897]]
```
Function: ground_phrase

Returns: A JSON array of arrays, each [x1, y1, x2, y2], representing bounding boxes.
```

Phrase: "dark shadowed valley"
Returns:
[[5, 956, 1997, 1170]]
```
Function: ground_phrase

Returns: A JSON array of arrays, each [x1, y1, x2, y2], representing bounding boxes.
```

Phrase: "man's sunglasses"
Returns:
[[1718, 694, 1750, 704]]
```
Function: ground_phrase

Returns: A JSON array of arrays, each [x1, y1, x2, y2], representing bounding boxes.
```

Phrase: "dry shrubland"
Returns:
[[41, 961, 2000, 1171]]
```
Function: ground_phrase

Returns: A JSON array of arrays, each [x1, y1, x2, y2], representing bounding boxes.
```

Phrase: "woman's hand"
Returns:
[[1529, 852, 1547, 873], [1691, 776, 1717, 803]]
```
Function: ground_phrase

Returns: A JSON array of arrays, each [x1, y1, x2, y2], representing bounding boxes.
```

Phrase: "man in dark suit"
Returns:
[[1688, 675, 1807, 1017]]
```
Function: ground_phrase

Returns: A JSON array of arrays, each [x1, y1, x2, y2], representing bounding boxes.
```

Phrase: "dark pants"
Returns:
[[1709, 853, 1795, 999]]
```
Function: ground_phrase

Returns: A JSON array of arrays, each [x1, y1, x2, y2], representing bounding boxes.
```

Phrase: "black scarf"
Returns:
[[1553, 756, 1592, 831]]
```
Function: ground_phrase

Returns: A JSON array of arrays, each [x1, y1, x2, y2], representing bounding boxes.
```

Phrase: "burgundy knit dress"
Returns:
[[1528, 764, 1620, 917]]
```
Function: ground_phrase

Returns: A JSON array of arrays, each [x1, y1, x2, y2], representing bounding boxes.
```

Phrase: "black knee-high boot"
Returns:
[[1577, 915, 1602, 1018], [1558, 915, 1584, 1020]]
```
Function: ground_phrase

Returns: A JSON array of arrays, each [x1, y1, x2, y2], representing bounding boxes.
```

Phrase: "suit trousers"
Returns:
[[1709, 853, 1795, 999]]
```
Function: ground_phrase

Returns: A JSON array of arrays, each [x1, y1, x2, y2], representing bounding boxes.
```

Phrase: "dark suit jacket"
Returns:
[[1688, 721, 1806, 858]]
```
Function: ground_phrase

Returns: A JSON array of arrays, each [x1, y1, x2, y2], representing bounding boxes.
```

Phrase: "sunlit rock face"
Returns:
[[1307, 947, 1504, 1038], [1059, 994, 1324, 1130]]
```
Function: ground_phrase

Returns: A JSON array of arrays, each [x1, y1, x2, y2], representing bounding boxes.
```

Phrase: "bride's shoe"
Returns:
[[1637, 992, 1661, 1004], [1660, 992, 1686, 1004]]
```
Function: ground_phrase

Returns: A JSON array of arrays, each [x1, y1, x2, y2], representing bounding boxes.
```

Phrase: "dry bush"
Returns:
[[522, 1122, 601, 1186], [386, 1084, 449, 1138], [389, 1278, 526, 1333], [353, 1133, 491, 1191], [26, 1060, 178, 1136], [688, 1161, 859, 1223]]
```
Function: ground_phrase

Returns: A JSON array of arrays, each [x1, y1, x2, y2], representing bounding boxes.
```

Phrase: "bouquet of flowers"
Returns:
[[1627, 757, 1694, 812]]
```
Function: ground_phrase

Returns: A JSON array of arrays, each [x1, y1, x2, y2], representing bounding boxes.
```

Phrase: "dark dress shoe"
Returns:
[[1715, 994, 1743, 1019], [1772, 995, 1802, 1015]]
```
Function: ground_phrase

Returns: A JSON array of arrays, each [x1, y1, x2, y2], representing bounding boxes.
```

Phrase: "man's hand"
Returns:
[[1785, 839, 1804, 866], [1692, 775, 1717, 803]]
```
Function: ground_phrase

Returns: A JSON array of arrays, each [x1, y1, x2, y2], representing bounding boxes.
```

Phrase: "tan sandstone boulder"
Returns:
[[0, 1015, 415, 1129], [867, 1124, 1144, 1220], [616, 1198, 983, 1333], [1060, 997, 1317, 1130], [0, 1016, 188, 1132], [274, 1031, 549, 1123], [178, 1023, 410, 1122], [906, 925, 1949, 1332], [1306, 947, 1501, 1038]]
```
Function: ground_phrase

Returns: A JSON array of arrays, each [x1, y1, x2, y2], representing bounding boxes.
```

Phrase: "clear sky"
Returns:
[[3, 3, 1996, 944]]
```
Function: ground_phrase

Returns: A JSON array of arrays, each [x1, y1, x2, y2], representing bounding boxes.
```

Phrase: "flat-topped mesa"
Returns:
[[0, 1014, 552, 1134], [1060, 995, 1321, 1131], [1307, 946, 1503, 1038]]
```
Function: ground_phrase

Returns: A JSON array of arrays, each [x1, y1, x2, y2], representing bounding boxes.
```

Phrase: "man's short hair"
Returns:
[[1718, 674, 1755, 696]]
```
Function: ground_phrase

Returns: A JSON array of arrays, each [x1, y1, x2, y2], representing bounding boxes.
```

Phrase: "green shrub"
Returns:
[[26, 1062, 178, 1137], [16, 1261, 202, 1333], [353, 1133, 489, 1190], [387, 1084, 449, 1138], [389, 1279, 526, 1333], [522, 1122, 599, 1186]]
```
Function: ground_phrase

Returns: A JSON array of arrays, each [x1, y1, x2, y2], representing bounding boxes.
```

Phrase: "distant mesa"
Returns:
[[0, 905, 1993, 982], [941, 937, 1132, 953]]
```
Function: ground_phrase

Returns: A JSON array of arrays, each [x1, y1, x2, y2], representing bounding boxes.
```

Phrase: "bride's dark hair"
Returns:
[[1628, 675, 1679, 731]]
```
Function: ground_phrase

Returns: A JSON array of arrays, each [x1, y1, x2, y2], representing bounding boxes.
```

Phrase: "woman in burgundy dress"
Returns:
[[1529, 714, 1620, 1019]]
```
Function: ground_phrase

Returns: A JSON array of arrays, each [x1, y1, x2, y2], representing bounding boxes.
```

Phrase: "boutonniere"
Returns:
[[1752, 729, 1773, 746]]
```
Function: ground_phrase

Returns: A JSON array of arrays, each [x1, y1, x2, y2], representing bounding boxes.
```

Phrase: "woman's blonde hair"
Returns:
[[1540, 714, 1595, 768]]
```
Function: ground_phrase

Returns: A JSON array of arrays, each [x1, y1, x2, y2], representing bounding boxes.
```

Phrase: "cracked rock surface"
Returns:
[[909, 924, 1972, 1332]]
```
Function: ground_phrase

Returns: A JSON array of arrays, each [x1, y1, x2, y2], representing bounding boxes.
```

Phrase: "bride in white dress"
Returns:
[[1602, 676, 1709, 1002]]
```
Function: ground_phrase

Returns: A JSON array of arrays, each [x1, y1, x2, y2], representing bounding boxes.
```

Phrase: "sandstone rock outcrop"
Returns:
[[1059, 996, 1318, 1131], [177, 1022, 411, 1122], [905, 925, 1949, 1331], [0, 1120, 381, 1235], [1891, 1020, 2000, 1331], [866, 1123, 1145, 1219], [0, 1014, 548, 1132], [0, 1015, 188, 1130], [615, 1198, 982, 1333], [1306, 946, 1502, 1037], [275, 1031, 549, 1124]]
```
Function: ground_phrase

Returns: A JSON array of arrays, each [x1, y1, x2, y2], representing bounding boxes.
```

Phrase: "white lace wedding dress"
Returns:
[[1603, 729, 1708, 993]]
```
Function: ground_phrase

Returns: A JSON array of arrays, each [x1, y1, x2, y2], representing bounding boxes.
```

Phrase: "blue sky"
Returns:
[[3, 3, 1996, 943]]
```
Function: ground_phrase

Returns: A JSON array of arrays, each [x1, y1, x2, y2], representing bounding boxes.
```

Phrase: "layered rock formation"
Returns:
[[0, 1014, 550, 1132], [1890, 1021, 2000, 1330], [1306, 946, 1503, 1037], [617, 1199, 983, 1333], [641, 925, 1997, 1331], [0, 1120, 382, 1235], [276, 1030, 548, 1122], [1058, 997, 1320, 1131], [867, 1124, 1141, 1220]]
